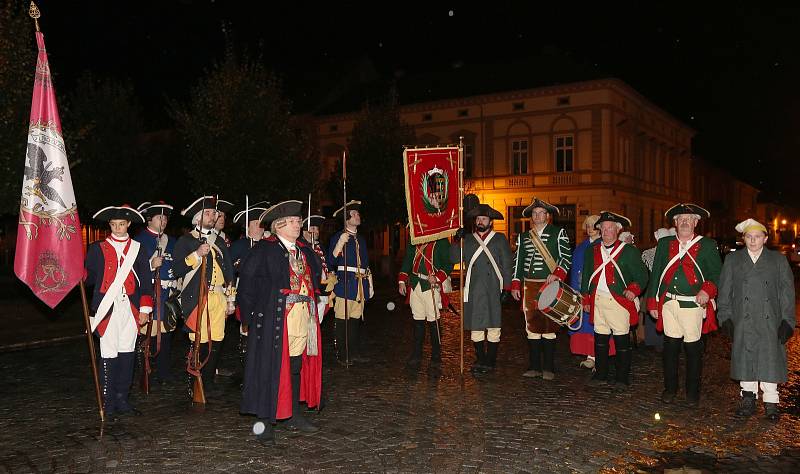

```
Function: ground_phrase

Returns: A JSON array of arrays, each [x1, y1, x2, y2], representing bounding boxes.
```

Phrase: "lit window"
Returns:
[[555, 135, 574, 172], [511, 139, 528, 175], [464, 143, 474, 178]]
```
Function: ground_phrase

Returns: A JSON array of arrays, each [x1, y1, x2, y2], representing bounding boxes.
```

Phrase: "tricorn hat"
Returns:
[[665, 203, 710, 220], [466, 203, 503, 220], [303, 215, 326, 228], [215, 198, 235, 214], [93, 205, 145, 224], [522, 197, 559, 217], [595, 210, 631, 229], [259, 200, 304, 226], [181, 196, 220, 217], [333, 200, 361, 219], [233, 203, 269, 224], [137, 201, 173, 219]]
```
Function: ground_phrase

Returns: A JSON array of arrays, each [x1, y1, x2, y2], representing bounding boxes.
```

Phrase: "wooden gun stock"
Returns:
[[188, 248, 209, 405]]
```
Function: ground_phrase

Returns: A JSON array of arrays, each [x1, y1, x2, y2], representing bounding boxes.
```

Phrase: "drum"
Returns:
[[536, 280, 582, 327]]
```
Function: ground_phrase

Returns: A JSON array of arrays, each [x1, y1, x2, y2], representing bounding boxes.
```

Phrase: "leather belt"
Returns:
[[665, 292, 696, 302], [337, 266, 368, 275]]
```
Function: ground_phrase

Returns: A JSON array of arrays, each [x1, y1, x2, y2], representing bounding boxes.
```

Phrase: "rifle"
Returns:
[[187, 197, 214, 405], [140, 209, 165, 394]]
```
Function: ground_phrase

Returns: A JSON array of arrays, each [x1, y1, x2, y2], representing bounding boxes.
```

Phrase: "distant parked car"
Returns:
[[718, 238, 744, 258]]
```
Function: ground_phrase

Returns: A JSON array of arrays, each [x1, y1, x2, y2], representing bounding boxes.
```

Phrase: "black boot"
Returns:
[[407, 320, 425, 368], [471, 341, 487, 373], [429, 321, 442, 367], [523, 339, 542, 378], [284, 356, 318, 433], [100, 357, 116, 417], [349, 319, 370, 363], [661, 336, 682, 403], [201, 342, 221, 386], [764, 402, 779, 421], [613, 334, 631, 390], [114, 352, 141, 416], [684, 339, 703, 407], [486, 341, 499, 371], [154, 332, 175, 384], [736, 391, 756, 418], [542, 337, 556, 380], [255, 418, 275, 444], [590, 333, 610, 385]]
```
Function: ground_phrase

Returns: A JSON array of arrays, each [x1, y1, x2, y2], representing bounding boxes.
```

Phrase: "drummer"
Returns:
[[580, 211, 648, 390], [511, 198, 572, 381]]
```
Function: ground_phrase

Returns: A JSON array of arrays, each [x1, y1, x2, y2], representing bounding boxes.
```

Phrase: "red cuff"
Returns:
[[625, 282, 642, 297], [140, 295, 153, 308], [511, 280, 521, 292], [435, 270, 448, 283], [646, 297, 658, 311], [398, 272, 409, 285], [700, 281, 717, 299], [582, 294, 591, 306], [552, 267, 567, 281], [503, 284, 511, 291]]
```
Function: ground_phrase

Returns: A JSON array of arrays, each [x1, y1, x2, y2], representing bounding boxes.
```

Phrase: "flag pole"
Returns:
[[342, 150, 350, 367], [458, 136, 465, 376], [79, 281, 104, 422]]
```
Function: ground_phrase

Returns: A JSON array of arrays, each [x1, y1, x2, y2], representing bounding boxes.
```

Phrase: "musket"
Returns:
[[140, 207, 165, 394], [341, 150, 350, 366], [187, 195, 214, 405]]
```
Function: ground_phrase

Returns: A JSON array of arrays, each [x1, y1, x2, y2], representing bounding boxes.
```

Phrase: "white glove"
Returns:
[[333, 232, 350, 257]]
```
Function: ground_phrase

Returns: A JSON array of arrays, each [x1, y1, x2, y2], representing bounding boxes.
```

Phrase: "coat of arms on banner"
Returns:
[[403, 146, 462, 244]]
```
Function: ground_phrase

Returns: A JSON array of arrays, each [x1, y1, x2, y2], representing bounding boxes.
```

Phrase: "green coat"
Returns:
[[644, 236, 722, 310], [717, 248, 796, 383], [398, 239, 454, 292], [512, 224, 571, 286], [581, 240, 649, 324]]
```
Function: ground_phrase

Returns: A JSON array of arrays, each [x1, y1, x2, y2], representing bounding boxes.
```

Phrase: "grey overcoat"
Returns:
[[451, 232, 513, 330], [716, 248, 795, 383]]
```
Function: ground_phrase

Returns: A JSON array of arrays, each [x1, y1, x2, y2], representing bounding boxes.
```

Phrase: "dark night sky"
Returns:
[[30, 1, 800, 205]]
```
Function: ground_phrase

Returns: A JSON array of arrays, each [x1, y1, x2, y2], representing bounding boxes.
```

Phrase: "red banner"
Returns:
[[403, 146, 462, 244], [14, 32, 84, 308]]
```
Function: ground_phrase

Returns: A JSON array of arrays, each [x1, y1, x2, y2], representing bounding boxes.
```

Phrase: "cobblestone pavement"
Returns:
[[1, 281, 800, 473]]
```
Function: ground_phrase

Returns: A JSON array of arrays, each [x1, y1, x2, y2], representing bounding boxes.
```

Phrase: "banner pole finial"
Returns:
[[29, 2, 41, 32]]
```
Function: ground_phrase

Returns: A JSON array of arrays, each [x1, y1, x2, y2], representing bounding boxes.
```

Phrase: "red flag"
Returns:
[[403, 146, 462, 244], [14, 31, 84, 308]]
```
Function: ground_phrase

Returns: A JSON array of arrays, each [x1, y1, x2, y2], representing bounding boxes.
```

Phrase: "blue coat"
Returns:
[[133, 228, 176, 321], [327, 230, 371, 301], [569, 238, 597, 336], [237, 236, 322, 421]]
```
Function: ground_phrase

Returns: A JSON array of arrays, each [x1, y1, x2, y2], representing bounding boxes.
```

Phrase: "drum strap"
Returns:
[[464, 231, 503, 302], [529, 229, 557, 273]]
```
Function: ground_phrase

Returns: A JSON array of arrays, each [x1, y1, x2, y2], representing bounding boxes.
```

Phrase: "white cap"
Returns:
[[735, 218, 767, 234]]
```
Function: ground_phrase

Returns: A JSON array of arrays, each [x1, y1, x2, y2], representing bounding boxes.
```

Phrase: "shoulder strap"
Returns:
[[91, 240, 140, 331], [529, 229, 557, 273]]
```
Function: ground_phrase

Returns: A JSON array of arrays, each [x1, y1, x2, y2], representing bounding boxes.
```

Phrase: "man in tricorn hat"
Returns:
[[238, 200, 323, 443], [85, 205, 154, 417], [227, 202, 268, 372], [328, 200, 373, 364], [646, 203, 722, 407], [134, 201, 178, 384], [581, 211, 648, 390], [213, 198, 235, 247], [451, 203, 513, 373], [717, 218, 795, 420], [510, 197, 572, 380], [172, 196, 236, 394], [398, 236, 454, 369]]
